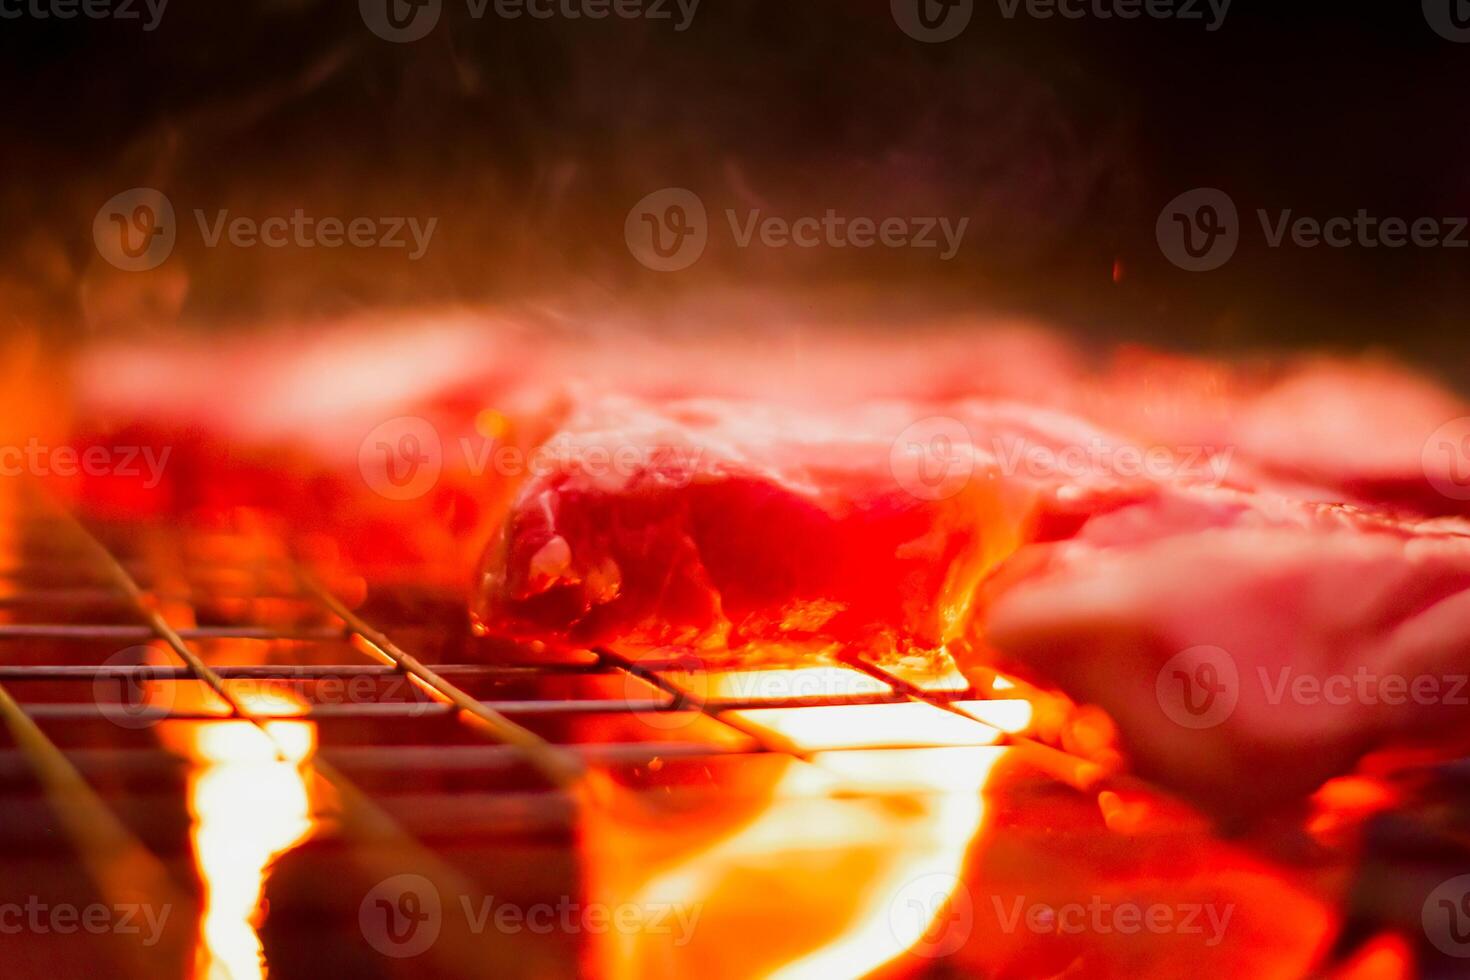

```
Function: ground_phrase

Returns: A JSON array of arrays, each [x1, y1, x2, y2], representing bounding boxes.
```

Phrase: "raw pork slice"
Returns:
[[981, 486, 1470, 814]]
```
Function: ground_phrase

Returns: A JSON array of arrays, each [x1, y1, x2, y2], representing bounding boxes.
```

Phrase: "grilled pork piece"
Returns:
[[474, 398, 1012, 656], [1082, 349, 1470, 516], [983, 486, 1470, 814], [470, 396, 1231, 658], [66, 314, 560, 579]]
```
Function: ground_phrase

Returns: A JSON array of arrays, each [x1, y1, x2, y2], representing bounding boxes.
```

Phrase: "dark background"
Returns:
[[3, 1, 1468, 381]]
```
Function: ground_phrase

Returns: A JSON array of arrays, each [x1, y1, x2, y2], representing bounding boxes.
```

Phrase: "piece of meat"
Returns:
[[981, 485, 1470, 815], [1080, 348, 1470, 516], [64, 313, 561, 580], [470, 396, 1235, 659], [473, 399, 1009, 657]]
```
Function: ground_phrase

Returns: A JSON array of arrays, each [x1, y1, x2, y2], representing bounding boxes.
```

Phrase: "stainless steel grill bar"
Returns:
[[20, 691, 909, 722], [0, 662, 602, 680], [0, 741, 756, 781], [7, 494, 597, 977], [1, 495, 1106, 789], [840, 650, 1113, 790], [297, 571, 589, 788], [0, 623, 345, 640]]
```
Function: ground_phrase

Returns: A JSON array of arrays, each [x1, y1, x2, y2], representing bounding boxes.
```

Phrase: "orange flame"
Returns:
[[587, 666, 1014, 978], [159, 672, 318, 980]]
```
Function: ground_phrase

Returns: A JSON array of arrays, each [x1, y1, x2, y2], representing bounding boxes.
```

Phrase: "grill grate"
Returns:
[[0, 487, 1128, 979], [0, 489, 1087, 799], [0, 483, 1458, 975], [0, 500, 1054, 766]]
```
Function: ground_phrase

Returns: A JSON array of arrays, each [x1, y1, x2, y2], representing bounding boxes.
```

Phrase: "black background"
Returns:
[[3, 1, 1468, 383]]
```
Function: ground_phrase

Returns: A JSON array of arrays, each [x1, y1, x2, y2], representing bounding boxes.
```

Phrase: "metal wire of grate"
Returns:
[[0, 511, 1046, 764], [5, 490, 1298, 980], [0, 487, 1138, 857], [0, 496, 1101, 782]]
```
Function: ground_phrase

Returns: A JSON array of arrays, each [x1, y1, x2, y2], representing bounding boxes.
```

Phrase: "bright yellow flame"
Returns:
[[954, 698, 1034, 734], [607, 745, 1005, 980], [162, 692, 317, 980], [701, 666, 892, 701], [770, 748, 1002, 980], [730, 701, 1004, 751], [591, 669, 1014, 980]]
